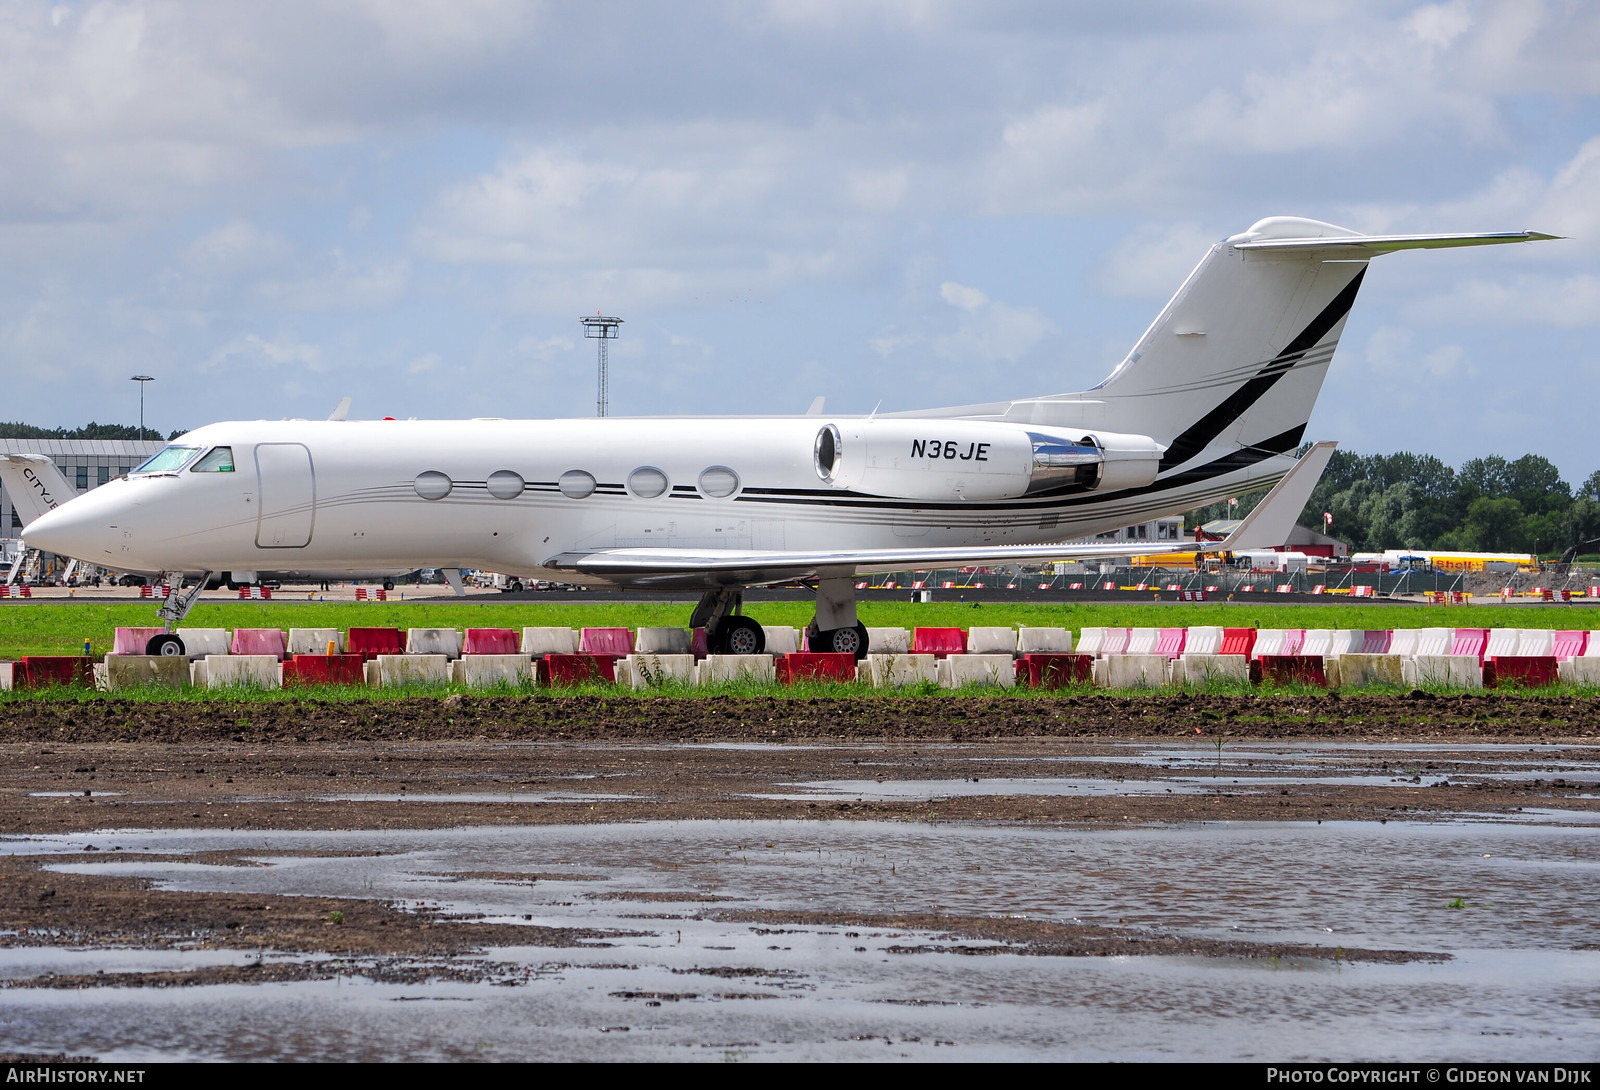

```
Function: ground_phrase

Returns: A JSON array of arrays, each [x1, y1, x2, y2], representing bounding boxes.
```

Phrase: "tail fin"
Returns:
[[0, 454, 74, 527], [1008, 218, 1555, 473]]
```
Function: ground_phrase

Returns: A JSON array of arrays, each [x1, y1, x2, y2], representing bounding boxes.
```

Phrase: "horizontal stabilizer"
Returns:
[[1235, 231, 1559, 254]]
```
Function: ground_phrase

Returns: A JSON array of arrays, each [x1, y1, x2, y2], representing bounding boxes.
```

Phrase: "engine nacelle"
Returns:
[[813, 420, 1163, 501]]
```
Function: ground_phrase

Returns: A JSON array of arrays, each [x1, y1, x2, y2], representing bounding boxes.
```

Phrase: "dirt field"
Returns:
[[2, 694, 1597, 1060]]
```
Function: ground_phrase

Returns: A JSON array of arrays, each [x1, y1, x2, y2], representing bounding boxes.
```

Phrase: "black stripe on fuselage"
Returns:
[[1157, 267, 1365, 473], [729, 424, 1303, 516]]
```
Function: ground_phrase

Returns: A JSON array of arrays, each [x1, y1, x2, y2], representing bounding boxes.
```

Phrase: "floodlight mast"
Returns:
[[131, 375, 154, 439], [580, 315, 623, 417]]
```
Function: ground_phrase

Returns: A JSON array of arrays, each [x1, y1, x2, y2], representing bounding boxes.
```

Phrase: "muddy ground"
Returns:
[[4, 690, 1599, 746], [1, 692, 1597, 1008]]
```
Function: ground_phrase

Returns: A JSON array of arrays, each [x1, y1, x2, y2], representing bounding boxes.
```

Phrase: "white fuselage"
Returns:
[[31, 415, 1288, 585]]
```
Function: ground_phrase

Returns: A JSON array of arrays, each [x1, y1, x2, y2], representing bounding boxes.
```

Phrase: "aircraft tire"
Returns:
[[146, 633, 186, 658], [808, 622, 869, 660], [711, 616, 766, 656], [382, 579, 395, 591]]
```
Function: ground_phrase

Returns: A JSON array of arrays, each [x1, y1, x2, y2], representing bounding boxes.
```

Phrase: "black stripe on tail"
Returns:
[[1157, 266, 1365, 473]]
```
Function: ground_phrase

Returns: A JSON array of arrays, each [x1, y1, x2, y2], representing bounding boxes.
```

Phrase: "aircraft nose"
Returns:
[[22, 497, 115, 562]]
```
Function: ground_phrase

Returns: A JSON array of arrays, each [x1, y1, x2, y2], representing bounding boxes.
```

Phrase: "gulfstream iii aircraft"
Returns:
[[23, 216, 1554, 657]]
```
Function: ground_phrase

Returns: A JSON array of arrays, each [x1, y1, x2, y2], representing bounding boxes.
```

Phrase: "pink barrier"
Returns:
[[230, 628, 288, 660], [463, 628, 519, 655], [580, 627, 635, 656], [911, 628, 966, 659], [1553, 630, 1589, 660], [111, 627, 166, 656], [1358, 630, 1392, 654], [1451, 628, 1488, 661], [1155, 628, 1187, 659]]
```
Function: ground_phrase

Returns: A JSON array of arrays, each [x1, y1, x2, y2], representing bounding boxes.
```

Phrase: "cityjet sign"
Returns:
[[22, 467, 59, 510]]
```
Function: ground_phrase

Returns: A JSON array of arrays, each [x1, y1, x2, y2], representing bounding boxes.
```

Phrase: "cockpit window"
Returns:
[[191, 446, 235, 473], [133, 445, 200, 475]]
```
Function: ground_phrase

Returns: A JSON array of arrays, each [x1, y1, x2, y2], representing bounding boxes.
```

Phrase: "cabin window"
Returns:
[[487, 470, 525, 500], [559, 470, 597, 499], [627, 467, 669, 499], [191, 446, 236, 473], [133, 445, 200, 475], [698, 466, 740, 499], [414, 471, 453, 500]]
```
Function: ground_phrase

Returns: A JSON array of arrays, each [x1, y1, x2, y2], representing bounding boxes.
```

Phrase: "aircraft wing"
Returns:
[[546, 444, 1336, 588]]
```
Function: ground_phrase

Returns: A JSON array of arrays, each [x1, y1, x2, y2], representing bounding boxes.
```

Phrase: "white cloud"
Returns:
[[258, 254, 410, 311], [182, 220, 291, 271], [1406, 274, 1600, 328], [1100, 222, 1221, 299], [876, 280, 1055, 367], [938, 281, 988, 311], [203, 333, 324, 373]]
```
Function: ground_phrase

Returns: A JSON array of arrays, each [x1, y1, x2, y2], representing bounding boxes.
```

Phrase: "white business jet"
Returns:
[[22, 216, 1553, 658]]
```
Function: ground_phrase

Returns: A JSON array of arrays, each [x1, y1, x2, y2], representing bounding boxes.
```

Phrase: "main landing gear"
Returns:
[[688, 576, 869, 661], [691, 588, 767, 656], [142, 571, 214, 658], [803, 575, 868, 660]]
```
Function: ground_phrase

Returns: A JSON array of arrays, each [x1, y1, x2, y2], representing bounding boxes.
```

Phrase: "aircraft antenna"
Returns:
[[580, 314, 623, 417]]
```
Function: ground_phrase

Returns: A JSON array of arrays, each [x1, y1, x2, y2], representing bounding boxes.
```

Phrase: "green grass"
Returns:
[[2, 598, 1595, 659]]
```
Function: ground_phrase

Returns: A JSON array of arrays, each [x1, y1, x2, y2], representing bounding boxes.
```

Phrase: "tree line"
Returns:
[[0, 422, 181, 442], [1188, 450, 1600, 557]]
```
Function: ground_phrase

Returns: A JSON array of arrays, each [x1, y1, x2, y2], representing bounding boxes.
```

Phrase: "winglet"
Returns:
[[1218, 442, 1337, 553], [328, 397, 352, 422]]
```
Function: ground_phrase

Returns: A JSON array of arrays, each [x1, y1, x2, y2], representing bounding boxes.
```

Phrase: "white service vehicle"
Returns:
[[1234, 550, 1310, 574], [22, 217, 1552, 657]]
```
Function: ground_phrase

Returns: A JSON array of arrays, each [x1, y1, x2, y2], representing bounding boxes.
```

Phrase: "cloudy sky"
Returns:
[[2, 1, 1597, 479]]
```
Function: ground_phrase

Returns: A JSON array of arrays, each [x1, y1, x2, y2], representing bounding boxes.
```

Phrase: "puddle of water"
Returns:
[[28, 792, 125, 798], [3, 817, 1598, 1061], [5, 738, 1599, 1060], [753, 777, 1212, 801], [312, 792, 643, 804], [0, 947, 308, 981]]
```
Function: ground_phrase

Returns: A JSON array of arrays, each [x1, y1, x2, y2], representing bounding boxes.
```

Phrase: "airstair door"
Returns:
[[255, 443, 315, 548]]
